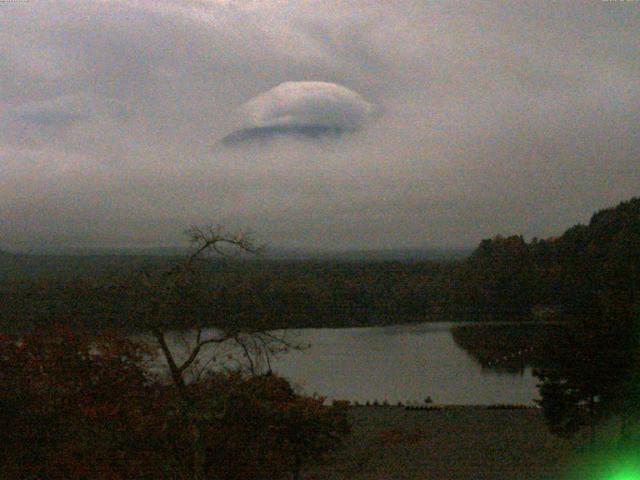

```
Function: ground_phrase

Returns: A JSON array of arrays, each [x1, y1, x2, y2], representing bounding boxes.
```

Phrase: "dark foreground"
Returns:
[[310, 406, 573, 480]]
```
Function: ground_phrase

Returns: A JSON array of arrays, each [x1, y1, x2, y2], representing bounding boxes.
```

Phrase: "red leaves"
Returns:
[[0, 324, 165, 479]]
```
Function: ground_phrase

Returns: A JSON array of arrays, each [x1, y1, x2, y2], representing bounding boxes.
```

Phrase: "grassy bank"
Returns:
[[309, 406, 574, 480]]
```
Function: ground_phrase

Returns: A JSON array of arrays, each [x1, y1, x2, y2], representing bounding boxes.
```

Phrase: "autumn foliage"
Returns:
[[0, 325, 349, 479], [0, 325, 164, 479]]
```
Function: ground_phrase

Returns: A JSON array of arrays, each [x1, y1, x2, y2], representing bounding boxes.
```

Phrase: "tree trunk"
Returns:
[[191, 418, 206, 480], [153, 329, 205, 479], [620, 413, 630, 445], [292, 456, 302, 480], [154, 329, 188, 397], [588, 395, 596, 446]]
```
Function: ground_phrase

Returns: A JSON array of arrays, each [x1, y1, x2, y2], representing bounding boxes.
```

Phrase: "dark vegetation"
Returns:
[[0, 325, 349, 479], [0, 254, 462, 332], [449, 198, 640, 447], [451, 323, 566, 373], [453, 196, 640, 320], [0, 227, 350, 479], [454, 197, 640, 445]]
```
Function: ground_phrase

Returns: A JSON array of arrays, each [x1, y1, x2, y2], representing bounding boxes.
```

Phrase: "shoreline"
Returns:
[[343, 403, 540, 410]]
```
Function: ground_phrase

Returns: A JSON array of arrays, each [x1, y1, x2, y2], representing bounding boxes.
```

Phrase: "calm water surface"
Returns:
[[152, 323, 540, 405]]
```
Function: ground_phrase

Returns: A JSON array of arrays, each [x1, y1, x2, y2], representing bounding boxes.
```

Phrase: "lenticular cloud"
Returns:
[[221, 81, 377, 144]]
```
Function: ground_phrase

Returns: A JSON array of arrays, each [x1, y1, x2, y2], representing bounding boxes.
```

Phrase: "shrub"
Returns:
[[0, 327, 350, 480], [0, 325, 165, 479]]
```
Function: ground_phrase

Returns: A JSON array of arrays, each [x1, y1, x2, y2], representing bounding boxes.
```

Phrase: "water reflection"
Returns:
[[148, 323, 542, 405], [451, 323, 565, 374]]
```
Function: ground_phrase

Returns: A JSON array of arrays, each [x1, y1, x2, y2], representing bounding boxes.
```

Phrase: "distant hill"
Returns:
[[11, 245, 472, 262], [265, 247, 472, 262]]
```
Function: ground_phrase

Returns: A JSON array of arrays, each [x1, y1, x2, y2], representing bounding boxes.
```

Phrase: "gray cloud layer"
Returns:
[[1, 1, 639, 250]]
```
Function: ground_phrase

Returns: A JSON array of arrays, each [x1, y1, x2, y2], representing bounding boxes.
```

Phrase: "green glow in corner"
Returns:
[[567, 444, 640, 480], [607, 468, 640, 480], [608, 471, 640, 480], [602, 456, 640, 480]]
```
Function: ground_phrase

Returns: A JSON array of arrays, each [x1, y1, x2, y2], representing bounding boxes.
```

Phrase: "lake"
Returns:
[[149, 322, 541, 405]]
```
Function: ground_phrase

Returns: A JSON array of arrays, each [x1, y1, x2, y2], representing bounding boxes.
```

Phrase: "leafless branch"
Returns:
[[235, 336, 256, 376], [184, 225, 264, 266], [178, 330, 228, 374]]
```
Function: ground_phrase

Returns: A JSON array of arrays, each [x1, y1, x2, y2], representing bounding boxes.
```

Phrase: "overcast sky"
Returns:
[[1, 0, 639, 251]]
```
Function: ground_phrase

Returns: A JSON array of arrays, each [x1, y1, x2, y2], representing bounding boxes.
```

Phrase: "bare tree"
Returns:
[[131, 225, 298, 480]]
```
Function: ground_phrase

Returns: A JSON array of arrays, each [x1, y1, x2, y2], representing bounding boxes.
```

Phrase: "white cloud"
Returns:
[[237, 81, 377, 130]]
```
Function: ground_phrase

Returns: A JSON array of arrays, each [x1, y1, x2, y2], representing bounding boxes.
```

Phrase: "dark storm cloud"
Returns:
[[1, 1, 639, 251]]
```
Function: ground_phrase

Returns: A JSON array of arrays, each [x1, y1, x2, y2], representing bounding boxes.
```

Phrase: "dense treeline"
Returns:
[[451, 323, 567, 373], [0, 257, 460, 332], [453, 197, 640, 319]]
